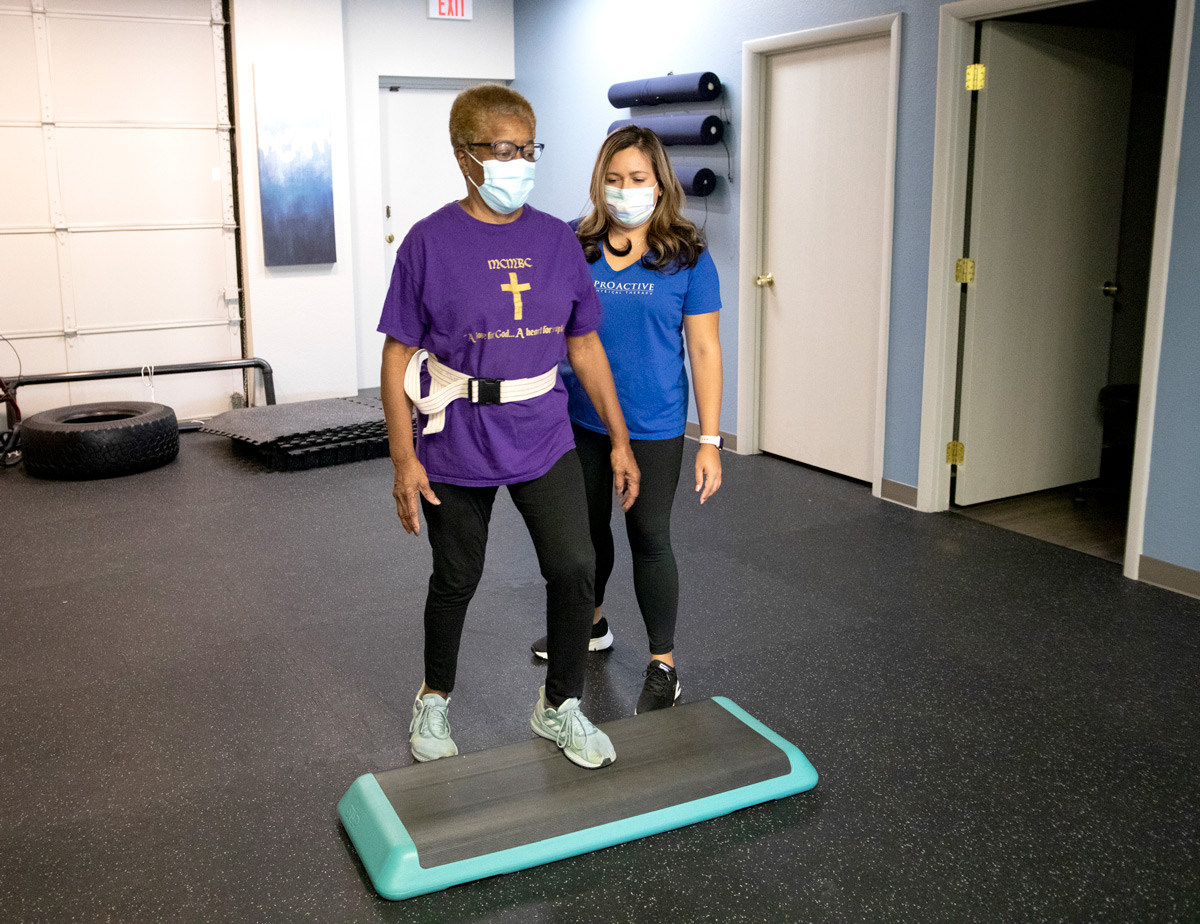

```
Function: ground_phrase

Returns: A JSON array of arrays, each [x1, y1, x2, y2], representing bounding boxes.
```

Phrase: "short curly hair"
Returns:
[[448, 85, 536, 152]]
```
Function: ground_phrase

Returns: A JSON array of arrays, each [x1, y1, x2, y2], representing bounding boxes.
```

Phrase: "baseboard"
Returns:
[[685, 421, 737, 454], [880, 478, 918, 508], [1138, 555, 1200, 600]]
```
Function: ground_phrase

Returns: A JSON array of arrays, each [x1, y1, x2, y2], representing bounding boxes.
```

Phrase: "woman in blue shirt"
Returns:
[[534, 125, 723, 714]]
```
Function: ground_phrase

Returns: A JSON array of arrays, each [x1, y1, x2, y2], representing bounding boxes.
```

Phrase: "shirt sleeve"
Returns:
[[377, 229, 428, 346], [682, 249, 722, 316], [562, 225, 601, 337]]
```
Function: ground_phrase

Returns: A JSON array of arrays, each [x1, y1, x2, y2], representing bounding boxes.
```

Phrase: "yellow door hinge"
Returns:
[[946, 440, 965, 465], [955, 258, 976, 284], [966, 64, 986, 91]]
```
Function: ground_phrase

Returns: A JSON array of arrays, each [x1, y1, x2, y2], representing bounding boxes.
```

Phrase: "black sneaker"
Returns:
[[531, 617, 614, 660], [636, 660, 681, 714]]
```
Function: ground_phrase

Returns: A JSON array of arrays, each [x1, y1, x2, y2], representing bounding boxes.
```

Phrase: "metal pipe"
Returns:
[[6, 357, 276, 428]]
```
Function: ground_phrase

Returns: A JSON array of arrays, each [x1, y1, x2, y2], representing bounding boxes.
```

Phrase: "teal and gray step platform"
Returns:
[[338, 696, 819, 900]]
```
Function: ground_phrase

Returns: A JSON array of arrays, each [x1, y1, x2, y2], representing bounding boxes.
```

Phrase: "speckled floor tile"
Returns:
[[1, 433, 1198, 923]]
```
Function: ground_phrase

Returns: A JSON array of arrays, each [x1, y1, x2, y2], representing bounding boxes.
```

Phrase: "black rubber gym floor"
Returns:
[[2, 432, 1198, 922]]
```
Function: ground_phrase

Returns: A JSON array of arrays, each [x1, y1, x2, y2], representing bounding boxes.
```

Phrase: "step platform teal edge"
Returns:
[[337, 697, 818, 900]]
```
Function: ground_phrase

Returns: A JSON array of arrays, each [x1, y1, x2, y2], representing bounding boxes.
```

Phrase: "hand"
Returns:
[[610, 442, 641, 512], [695, 444, 722, 504], [392, 455, 440, 535]]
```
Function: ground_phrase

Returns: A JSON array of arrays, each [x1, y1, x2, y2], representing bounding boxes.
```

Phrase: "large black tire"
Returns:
[[21, 402, 179, 480]]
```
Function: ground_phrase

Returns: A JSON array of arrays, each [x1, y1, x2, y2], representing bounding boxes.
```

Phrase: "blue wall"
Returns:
[[1145, 9, 1200, 572], [514, 0, 1199, 571], [512, 0, 936, 486]]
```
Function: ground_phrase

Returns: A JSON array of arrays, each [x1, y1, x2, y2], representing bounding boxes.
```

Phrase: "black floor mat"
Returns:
[[202, 392, 392, 470]]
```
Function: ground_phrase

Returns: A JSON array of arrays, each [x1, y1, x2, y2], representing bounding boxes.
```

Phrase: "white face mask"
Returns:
[[467, 151, 536, 214], [604, 183, 658, 227]]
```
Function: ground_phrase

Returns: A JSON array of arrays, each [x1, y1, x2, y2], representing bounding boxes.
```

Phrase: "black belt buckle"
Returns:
[[468, 377, 502, 405]]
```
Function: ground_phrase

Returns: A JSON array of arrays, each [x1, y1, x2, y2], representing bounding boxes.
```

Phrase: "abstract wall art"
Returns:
[[254, 70, 337, 267]]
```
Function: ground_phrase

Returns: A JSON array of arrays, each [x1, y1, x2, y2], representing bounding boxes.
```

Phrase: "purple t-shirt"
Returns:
[[378, 202, 601, 486]]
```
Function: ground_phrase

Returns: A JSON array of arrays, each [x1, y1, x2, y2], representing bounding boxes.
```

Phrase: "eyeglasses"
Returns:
[[468, 140, 545, 162]]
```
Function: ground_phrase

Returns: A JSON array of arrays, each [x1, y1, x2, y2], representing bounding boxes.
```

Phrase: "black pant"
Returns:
[[420, 450, 594, 706], [573, 423, 683, 656]]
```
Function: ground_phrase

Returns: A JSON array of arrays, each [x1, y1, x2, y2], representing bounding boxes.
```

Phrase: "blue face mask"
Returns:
[[467, 151, 536, 214], [604, 183, 658, 227]]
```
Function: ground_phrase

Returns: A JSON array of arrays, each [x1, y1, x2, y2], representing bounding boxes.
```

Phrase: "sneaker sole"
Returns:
[[635, 680, 682, 716], [530, 719, 613, 769], [411, 741, 459, 762], [531, 626, 615, 661]]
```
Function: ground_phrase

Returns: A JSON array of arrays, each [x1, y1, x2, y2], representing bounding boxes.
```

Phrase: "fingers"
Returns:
[[619, 464, 641, 511], [419, 481, 441, 507], [612, 469, 639, 512], [610, 446, 641, 511], [393, 456, 438, 536], [394, 486, 421, 535], [695, 459, 723, 504]]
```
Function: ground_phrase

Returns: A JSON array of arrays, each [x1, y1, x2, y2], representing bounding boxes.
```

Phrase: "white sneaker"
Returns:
[[409, 686, 458, 762], [529, 685, 615, 769]]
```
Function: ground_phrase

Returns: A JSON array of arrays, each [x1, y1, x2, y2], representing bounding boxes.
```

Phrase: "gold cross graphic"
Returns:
[[501, 272, 531, 320]]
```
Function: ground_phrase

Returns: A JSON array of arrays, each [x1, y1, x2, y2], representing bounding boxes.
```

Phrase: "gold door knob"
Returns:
[[1102, 281, 1120, 297], [756, 272, 774, 287], [385, 233, 395, 244]]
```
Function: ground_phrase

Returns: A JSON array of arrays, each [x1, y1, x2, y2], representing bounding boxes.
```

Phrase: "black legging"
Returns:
[[419, 450, 594, 706], [572, 423, 683, 656]]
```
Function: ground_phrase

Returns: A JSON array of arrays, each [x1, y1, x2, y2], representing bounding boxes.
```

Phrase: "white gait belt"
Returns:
[[403, 349, 559, 435]]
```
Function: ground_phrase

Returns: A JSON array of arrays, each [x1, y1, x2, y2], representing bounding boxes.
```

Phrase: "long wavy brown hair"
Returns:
[[576, 125, 705, 273]]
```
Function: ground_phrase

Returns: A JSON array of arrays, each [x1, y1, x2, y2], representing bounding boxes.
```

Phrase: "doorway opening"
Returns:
[[946, 0, 1176, 564]]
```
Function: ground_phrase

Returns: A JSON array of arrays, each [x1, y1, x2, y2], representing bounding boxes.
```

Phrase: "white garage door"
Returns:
[[0, 0, 242, 419]]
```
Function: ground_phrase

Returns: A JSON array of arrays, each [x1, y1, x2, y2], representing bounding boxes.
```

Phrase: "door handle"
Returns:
[[756, 273, 774, 288], [385, 233, 395, 244], [1102, 281, 1120, 297]]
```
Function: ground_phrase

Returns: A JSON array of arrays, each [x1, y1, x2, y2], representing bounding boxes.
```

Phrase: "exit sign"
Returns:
[[429, 0, 472, 19]]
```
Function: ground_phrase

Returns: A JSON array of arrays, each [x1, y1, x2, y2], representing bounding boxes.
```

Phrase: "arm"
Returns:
[[381, 335, 440, 535], [683, 311, 723, 503], [565, 330, 641, 511]]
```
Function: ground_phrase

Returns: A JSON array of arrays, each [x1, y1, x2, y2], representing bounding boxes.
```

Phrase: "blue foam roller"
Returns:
[[608, 72, 722, 108], [608, 114, 725, 146]]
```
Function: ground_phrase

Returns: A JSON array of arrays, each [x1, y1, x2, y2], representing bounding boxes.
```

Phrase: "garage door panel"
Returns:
[[0, 15, 40, 121], [71, 325, 237, 371], [45, 0, 212, 18], [0, 234, 62, 333], [56, 127, 223, 227], [0, 128, 51, 228], [49, 17, 217, 124], [70, 327, 241, 417], [4, 1, 241, 416], [71, 229, 230, 329], [69, 367, 241, 419], [0, 336, 71, 419]]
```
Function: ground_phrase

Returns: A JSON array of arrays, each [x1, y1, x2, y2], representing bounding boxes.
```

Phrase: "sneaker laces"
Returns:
[[413, 697, 451, 739], [551, 698, 598, 751], [642, 664, 675, 697]]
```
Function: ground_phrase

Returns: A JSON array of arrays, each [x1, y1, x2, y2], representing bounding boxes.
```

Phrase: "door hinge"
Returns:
[[966, 64, 986, 91], [946, 440, 965, 465], [955, 258, 976, 284]]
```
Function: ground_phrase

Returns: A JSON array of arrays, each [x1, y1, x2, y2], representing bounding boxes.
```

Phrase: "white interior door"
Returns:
[[380, 86, 472, 281], [0, 1, 242, 418], [955, 23, 1133, 506], [361, 84, 482, 378], [759, 34, 892, 481]]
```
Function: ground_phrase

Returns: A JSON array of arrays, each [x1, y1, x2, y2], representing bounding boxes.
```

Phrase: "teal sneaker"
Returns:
[[409, 687, 458, 762], [530, 686, 615, 769]]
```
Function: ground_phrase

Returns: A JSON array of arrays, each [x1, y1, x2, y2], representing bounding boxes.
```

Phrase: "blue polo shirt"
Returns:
[[562, 246, 721, 440]]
